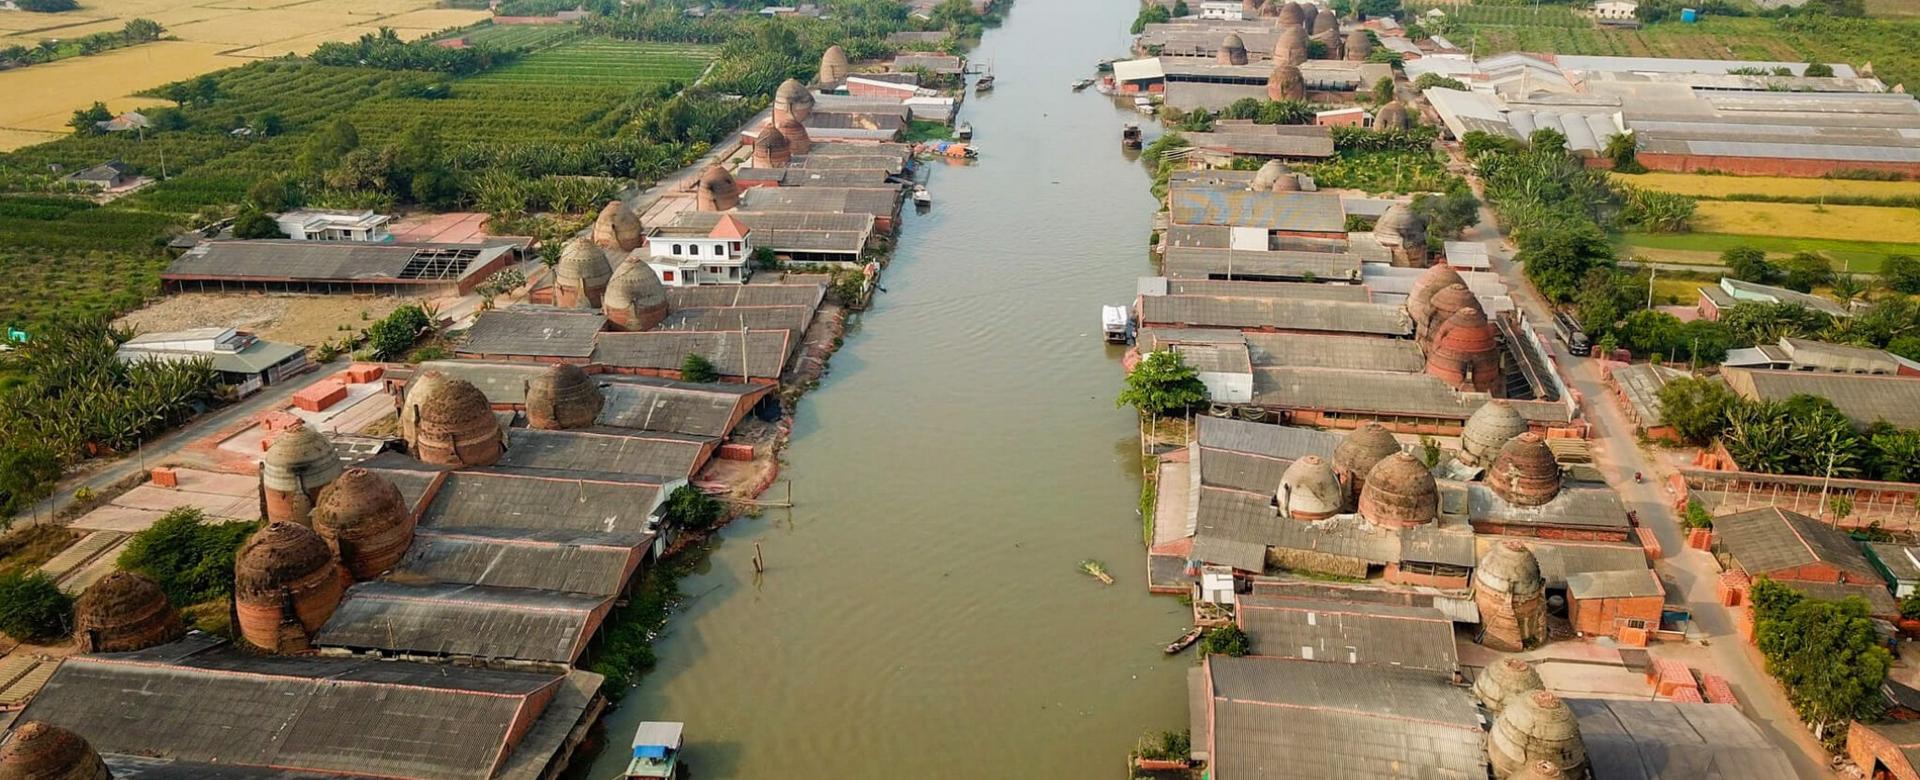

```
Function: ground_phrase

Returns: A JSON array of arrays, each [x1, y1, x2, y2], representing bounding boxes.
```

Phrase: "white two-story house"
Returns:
[[645, 214, 754, 287]]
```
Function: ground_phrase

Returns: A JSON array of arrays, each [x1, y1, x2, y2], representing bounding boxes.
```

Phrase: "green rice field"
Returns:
[[1619, 232, 1920, 274], [465, 38, 715, 89], [457, 22, 584, 50]]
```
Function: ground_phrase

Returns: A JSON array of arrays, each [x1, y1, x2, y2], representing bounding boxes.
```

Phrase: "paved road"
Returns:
[[1458, 173, 1835, 778], [18, 359, 346, 528]]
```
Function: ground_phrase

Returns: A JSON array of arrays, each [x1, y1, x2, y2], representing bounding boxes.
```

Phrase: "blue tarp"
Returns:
[[633, 745, 670, 759]]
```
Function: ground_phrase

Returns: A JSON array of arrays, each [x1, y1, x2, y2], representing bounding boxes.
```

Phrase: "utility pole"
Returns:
[[1818, 449, 1839, 528], [1645, 265, 1656, 310]]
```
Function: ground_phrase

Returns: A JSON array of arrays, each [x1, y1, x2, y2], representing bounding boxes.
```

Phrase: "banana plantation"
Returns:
[[0, 317, 220, 462]]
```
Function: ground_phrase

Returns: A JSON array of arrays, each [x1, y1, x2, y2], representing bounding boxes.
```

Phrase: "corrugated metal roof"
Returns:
[[1714, 505, 1876, 578], [101, 756, 362, 779], [1202, 655, 1487, 779], [397, 528, 648, 598], [1569, 698, 1801, 780], [1198, 416, 1349, 461], [415, 361, 765, 438], [1869, 542, 1920, 583], [1244, 331, 1425, 372], [1721, 367, 1920, 429], [1608, 362, 1690, 427], [19, 645, 573, 780], [1236, 595, 1459, 671], [164, 242, 510, 284], [318, 581, 611, 663], [459, 309, 606, 359], [1468, 483, 1628, 531], [739, 186, 901, 220], [1183, 131, 1337, 158], [419, 470, 665, 536], [660, 305, 815, 336], [665, 283, 825, 309], [496, 428, 709, 480], [1166, 279, 1372, 301], [1567, 569, 1663, 599], [592, 329, 791, 380], [1162, 247, 1364, 282], [1484, 538, 1649, 588], [1141, 295, 1411, 335], [1169, 186, 1348, 233], [1252, 366, 1484, 419]]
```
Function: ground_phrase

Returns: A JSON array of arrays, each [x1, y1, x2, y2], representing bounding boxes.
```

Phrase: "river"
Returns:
[[587, 0, 1188, 775]]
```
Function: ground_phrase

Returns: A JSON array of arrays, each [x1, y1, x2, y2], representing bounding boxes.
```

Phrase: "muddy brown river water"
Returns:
[[586, 1, 1189, 774]]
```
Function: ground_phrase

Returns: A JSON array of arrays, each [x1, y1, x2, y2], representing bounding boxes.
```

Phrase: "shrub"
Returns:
[[1200, 625, 1250, 657], [1683, 502, 1713, 529], [365, 304, 428, 360], [0, 569, 72, 642], [663, 485, 726, 530], [1118, 350, 1208, 416], [680, 353, 719, 383], [116, 507, 258, 608], [231, 207, 285, 239]]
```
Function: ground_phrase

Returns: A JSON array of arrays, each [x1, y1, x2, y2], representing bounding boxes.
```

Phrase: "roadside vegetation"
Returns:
[[0, 19, 167, 70], [1751, 576, 1890, 745], [115, 507, 259, 626]]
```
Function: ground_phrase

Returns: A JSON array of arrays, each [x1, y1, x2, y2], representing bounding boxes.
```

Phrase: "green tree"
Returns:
[[1603, 131, 1644, 173], [121, 18, 164, 41], [365, 304, 428, 360], [1780, 252, 1833, 293], [230, 208, 285, 240], [680, 354, 719, 383], [1654, 376, 1738, 445], [116, 507, 257, 608], [1804, 62, 1835, 78], [1370, 76, 1394, 105], [67, 101, 111, 135], [0, 445, 62, 526], [189, 73, 219, 106], [1118, 350, 1208, 416], [1130, 3, 1171, 34], [0, 570, 71, 642], [1517, 219, 1613, 302], [246, 177, 300, 211], [1200, 625, 1250, 657], [1722, 246, 1777, 284], [1172, 0, 1190, 16], [663, 485, 725, 530], [16, 0, 79, 12], [1829, 273, 1865, 306], [1410, 190, 1480, 242], [1754, 582, 1890, 742], [1890, 335, 1920, 363], [1529, 127, 1568, 153], [1879, 255, 1920, 294], [298, 118, 361, 176]]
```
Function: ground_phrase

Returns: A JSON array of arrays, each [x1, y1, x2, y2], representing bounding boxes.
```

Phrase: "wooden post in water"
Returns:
[[752, 542, 765, 573]]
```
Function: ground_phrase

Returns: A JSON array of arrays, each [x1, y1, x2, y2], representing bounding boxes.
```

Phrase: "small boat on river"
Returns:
[[1121, 122, 1142, 149], [913, 184, 931, 206], [955, 121, 973, 140], [1072, 77, 1095, 91], [975, 67, 995, 93], [1164, 627, 1203, 655], [624, 721, 685, 779]]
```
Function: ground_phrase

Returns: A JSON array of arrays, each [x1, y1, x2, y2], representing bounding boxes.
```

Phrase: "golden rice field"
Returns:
[[1613, 172, 1920, 201], [0, 0, 487, 151], [1691, 201, 1920, 244]]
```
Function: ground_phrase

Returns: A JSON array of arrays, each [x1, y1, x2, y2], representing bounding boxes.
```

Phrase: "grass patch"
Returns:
[[1613, 172, 1920, 201], [463, 38, 713, 90], [1692, 201, 1920, 244], [1140, 457, 1158, 548], [1620, 232, 1918, 273], [902, 119, 954, 143], [0, 525, 79, 574], [1651, 277, 1713, 306]]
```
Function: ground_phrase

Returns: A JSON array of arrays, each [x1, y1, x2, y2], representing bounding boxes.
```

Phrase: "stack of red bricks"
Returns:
[[1718, 570, 1751, 607], [1648, 658, 1699, 699], [1701, 673, 1737, 706], [1687, 528, 1714, 551]]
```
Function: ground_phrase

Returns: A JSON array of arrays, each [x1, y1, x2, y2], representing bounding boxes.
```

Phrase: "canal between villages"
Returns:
[[587, 0, 1188, 776]]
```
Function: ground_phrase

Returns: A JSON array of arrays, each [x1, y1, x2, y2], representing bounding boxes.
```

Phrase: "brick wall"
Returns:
[[1639, 152, 1920, 179]]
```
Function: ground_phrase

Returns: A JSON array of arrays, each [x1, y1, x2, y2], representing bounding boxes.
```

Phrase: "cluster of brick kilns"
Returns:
[[755, 78, 818, 169], [552, 201, 669, 331], [72, 571, 184, 654], [1473, 659, 1592, 780], [1405, 262, 1503, 394], [1249, 2, 1363, 98], [1277, 423, 1442, 530]]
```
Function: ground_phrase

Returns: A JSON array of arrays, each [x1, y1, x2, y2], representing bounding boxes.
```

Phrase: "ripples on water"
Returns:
[[586, 0, 1191, 776]]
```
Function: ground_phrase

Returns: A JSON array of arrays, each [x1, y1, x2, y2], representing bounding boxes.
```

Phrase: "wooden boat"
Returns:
[[1072, 78, 1094, 91], [975, 66, 995, 92], [912, 184, 931, 206], [1164, 627, 1203, 655], [955, 121, 973, 140], [1121, 122, 1142, 149]]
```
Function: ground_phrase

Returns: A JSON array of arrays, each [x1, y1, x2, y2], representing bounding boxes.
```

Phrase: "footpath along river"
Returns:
[[586, 0, 1188, 775]]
